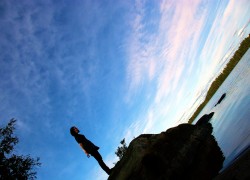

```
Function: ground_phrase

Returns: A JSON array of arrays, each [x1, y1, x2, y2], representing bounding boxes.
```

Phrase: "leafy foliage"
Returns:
[[115, 138, 128, 160], [0, 119, 41, 179]]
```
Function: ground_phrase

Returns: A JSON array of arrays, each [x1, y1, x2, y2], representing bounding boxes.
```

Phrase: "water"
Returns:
[[193, 49, 250, 169]]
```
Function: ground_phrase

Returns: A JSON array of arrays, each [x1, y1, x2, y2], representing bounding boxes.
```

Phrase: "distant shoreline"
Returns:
[[188, 34, 250, 124]]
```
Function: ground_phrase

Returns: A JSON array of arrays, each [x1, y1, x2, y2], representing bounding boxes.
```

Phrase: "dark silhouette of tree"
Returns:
[[0, 119, 41, 179], [115, 138, 128, 160]]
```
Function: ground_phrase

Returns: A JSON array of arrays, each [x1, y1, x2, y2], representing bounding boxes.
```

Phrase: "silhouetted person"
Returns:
[[70, 126, 111, 175]]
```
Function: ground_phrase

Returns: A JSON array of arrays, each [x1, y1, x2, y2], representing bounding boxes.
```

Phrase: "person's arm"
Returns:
[[79, 143, 90, 157]]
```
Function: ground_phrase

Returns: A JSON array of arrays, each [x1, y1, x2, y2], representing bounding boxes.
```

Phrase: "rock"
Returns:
[[215, 93, 226, 107], [195, 112, 214, 126], [109, 123, 224, 180], [214, 147, 250, 180]]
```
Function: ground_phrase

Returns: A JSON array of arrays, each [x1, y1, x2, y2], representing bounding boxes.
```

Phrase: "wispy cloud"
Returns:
[[125, 0, 207, 103], [0, 0, 107, 126], [154, 0, 208, 103], [125, 0, 147, 97], [0, 1, 113, 178], [123, 0, 208, 134]]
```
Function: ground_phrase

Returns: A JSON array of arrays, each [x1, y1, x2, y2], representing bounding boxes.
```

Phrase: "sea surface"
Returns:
[[193, 49, 250, 170]]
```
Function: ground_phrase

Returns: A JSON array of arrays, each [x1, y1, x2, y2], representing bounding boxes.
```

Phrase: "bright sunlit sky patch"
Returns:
[[0, 0, 250, 179]]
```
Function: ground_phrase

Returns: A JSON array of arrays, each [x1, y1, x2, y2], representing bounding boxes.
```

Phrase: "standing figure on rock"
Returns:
[[70, 126, 112, 175]]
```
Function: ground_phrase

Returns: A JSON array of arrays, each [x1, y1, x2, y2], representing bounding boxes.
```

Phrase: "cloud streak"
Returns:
[[123, 0, 208, 134]]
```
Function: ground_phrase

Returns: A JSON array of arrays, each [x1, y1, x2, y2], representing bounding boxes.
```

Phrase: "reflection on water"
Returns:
[[193, 49, 250, 169]]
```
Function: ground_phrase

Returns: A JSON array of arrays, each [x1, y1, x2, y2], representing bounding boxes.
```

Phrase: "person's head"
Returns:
[[70, 126, 79, 137]]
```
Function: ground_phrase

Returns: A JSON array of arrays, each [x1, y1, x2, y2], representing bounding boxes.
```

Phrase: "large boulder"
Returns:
[[109, 123, 224, 180]]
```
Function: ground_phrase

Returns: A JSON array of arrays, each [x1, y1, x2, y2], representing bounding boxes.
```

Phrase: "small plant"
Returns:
[[115, 138, 128, 160]]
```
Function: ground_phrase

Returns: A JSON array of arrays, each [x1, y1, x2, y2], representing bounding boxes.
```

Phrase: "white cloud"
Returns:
[[148, 58, 156, 81], [123, 117, 144, 142], [123, 0, 212, 139], [160, 0, 203, 57], [142, 110, 154, 134], [154, 0, 207, 103], [124, 0, 207, 106], [125, 0, 146, 96]]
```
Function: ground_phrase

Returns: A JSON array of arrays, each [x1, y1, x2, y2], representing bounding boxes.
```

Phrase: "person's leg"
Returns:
[[91, 151, 111, 175]]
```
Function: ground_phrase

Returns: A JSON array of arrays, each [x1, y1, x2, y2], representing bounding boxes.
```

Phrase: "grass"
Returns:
[[188, 34, 250, 124]]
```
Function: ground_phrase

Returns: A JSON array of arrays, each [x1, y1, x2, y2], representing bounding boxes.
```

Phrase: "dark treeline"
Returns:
[[188, 34, 250, 124]]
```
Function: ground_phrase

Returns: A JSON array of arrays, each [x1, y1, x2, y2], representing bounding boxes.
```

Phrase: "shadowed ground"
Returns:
[[213, 147, 250, 180]]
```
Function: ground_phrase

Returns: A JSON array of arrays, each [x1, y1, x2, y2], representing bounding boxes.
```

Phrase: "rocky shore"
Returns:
[[109, 122, 224, 180], [213, 147, 250, 180]]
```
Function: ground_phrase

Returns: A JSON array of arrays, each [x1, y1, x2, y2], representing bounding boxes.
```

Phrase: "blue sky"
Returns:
[[0, 0, 249, 179]]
